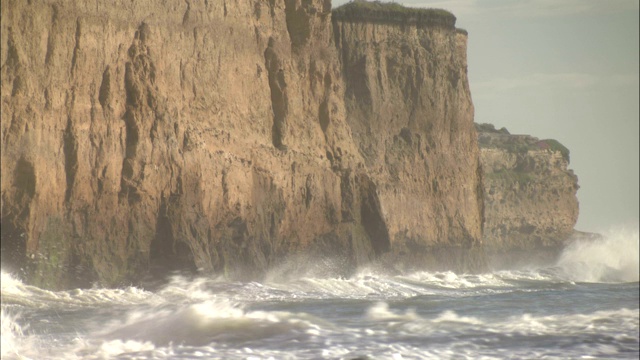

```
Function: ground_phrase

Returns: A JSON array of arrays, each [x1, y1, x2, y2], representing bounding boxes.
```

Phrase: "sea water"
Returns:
[[2, 227, 638, 359]]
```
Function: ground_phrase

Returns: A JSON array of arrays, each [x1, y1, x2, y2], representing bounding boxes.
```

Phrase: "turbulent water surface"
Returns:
[[2, 228, 639, 359]]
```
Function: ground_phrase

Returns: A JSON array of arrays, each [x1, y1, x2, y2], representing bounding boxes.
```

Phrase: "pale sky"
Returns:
[[333, 0, 640, 233]]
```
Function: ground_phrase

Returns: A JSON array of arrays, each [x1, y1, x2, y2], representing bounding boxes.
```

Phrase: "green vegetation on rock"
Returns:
[[332, 1, 456, 28], [29, 217, 72, 290], [541, 139, 570, 162], [476, 123, 570, 163]]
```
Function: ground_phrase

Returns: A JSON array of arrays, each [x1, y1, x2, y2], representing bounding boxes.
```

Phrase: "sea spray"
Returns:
[[556, 226, 639, 283], [1, 309, 25, 359], [1, 245, 637, 360]]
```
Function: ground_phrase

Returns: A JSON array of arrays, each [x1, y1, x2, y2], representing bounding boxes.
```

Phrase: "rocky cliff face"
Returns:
[[1, 0, 483, 288], [476, 124, 579, 265], [333, 3, 484, 268]]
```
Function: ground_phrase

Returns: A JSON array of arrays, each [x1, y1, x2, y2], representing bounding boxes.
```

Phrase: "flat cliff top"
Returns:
[[476, 123, 570, 162], [332, 1, 457, 29]]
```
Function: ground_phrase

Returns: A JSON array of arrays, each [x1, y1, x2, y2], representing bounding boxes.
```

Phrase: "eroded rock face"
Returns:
[[1, 0, 484, 288], [333, 8, 484, 265], [476, 123, 579, 265]]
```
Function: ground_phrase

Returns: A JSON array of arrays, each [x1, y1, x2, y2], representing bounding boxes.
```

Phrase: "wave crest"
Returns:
[[556, 226, 639, 283]]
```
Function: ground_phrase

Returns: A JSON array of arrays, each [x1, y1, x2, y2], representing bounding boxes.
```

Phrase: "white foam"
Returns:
[[556, 226, 639, 283], [156, 275, 224, 302], [96, 298, 328, 347], [97, 339, 156, 358], [1, 309, 25, 359], [497, 308, 640, 336], [361, 302, 638, 346], [1, 271, 24, 294], [264, 271, 430, 300], [399, 270, 513, 289], [1, 269, 158, 309], [432, 310, 484, 325], [366, 302, 419, 322]]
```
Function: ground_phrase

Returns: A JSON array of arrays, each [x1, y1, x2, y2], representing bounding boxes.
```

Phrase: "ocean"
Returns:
[[2, 227, 638, 360]]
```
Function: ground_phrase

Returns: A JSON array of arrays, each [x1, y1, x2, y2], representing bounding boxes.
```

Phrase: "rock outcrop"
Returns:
[[476, 123, 579, 266], [1, 0, 484, 288], [333, 2, 484, 269]]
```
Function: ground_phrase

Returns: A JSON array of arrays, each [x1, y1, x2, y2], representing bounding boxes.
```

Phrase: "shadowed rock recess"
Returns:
[[1, 1, 573, 289]]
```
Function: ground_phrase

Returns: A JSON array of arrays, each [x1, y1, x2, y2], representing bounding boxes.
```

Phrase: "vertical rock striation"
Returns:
[[333, 3, 484, 270], [1, 0, 359, 287], [1, 0, 485, 288]]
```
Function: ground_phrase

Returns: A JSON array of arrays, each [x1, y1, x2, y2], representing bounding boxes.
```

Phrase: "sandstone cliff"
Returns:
[[333, 2, 484, 269], [476, 123, 579, 266], [1, 0, 483, 289]]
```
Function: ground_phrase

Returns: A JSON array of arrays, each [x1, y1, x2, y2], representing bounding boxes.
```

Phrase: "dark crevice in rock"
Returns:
[[11, 76, 24, 97], [119, 24, 157, 203], [6, 28, 21, 69], [264, 38, 288, 150], [340, 171, 355, 222], [150, 198, 196, 279], [448, 67, 460, 88], [268, 0, 276, 17], [182, 2, 191, 25], [358, 175, 390, 256], [14, 158, 36, 209], [6, 29, 25, 96], [63, 116, 78, 202], [344, 55, 372, 112], [44, 6, 58, 66], [70, 19, 81, 75], [0, 214, 27, 277], [399, 127, 412, 145], [284, 0, 311, 51], [67, 247, 94, 289], [13, 158, 36, 214], [1, 158, 36, 275], [98, 66, 111, 109], [123, 63, 140, 152], [304, 175, 314, 208], [319, 98, 330, 134]]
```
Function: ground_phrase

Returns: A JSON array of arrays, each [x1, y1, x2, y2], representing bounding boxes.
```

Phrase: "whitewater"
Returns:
[[2, 228, 638, 359]]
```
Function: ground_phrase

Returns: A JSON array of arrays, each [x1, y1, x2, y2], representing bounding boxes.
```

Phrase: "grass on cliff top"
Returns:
[[542, 139, 570, 162], [476, 123, 570, 162], [487, 138, 570, 162], [332, 1, 457, 28]]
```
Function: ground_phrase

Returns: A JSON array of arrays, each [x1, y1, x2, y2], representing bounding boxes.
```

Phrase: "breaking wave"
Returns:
[[1, 224, 638, 359], [556, 225, 639, 283]]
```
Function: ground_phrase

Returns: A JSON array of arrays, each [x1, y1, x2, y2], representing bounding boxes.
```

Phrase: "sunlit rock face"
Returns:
[[1, 0, 485, 288], [476, 123, 580, 267], [333, 3, 485, 271]]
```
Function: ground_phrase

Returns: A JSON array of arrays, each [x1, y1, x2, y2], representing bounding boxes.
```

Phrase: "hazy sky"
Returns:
[[334, 0, 640, 233]]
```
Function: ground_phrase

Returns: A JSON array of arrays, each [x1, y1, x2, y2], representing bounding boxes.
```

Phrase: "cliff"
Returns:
[[476, 123, 579, 266], [1, 0, 483, 289], [333, 2, 484, 268]]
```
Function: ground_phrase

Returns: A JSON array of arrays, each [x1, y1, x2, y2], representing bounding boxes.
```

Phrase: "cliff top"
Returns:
[[332, 1, 457, 29], [476, 123, 570, 162]]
